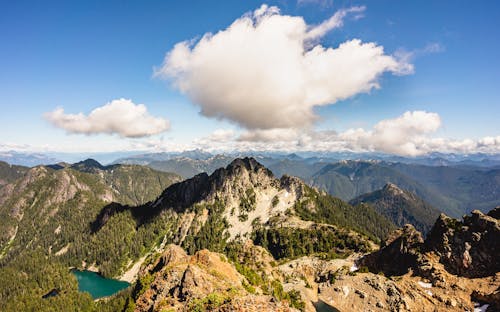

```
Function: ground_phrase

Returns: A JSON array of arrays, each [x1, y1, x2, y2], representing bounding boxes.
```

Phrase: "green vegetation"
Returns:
[[349, 184, 441, 234], [182, 201, 230, 254], [0, 158, 402, 311], [0, 161, 28, 188], [309, 160, 500, 218], [293, 185, 396, 242], [189, 292, 230, 311], [0, 250, 94, 311], [271, 195, 280, 207], [237, 187, 256, 221], [0, 164, 180, 311], [252, 226, 370, 260]]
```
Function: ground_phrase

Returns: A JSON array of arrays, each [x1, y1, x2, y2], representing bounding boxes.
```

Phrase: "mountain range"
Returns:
[[112, 153, 500, 218], [0, 157, 498, 311]]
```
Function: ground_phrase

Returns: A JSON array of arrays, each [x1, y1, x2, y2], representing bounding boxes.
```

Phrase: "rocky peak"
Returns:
[[155, 157, 278, 213], [382, 182, 405, 196], [361, 207, 500, 279], [226, 157, 269, 175], [425, 209, 500, 277]]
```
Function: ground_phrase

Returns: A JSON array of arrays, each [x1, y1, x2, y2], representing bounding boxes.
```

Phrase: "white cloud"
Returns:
[[189, 111, 500, 156], [305, 6, 365, 40], [297, 0, 333, 8], [156, 4, 412, 130], [394, 42, 445, 67], [44, 98, 170, 138]]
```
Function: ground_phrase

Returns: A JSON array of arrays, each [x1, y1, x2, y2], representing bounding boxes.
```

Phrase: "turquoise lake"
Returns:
[[71, 270, 130, 299]]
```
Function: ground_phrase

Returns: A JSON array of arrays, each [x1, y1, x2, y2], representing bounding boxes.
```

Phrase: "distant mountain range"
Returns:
[[3, 149, 498, 218], [110, 153, 500, 218]]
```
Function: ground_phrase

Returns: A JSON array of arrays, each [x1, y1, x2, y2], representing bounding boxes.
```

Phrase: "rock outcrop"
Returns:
[[134, 244, 296, 312], [360, 208, 500, 278], [425, 210, 500, 277], [359, 224, 424, 276]]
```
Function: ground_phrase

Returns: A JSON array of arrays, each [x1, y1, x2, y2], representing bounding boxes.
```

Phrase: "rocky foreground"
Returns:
[[131, 207, 500, 312]]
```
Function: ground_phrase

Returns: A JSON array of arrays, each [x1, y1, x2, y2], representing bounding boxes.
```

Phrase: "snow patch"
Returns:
[[349, 264, 358, 272], [474, 303, 489, 312], [418, 281, 432, 288], [342, 286, 350, 298]]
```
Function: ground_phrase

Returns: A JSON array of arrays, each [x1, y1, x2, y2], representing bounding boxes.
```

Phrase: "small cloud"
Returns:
[[297, 0, 334, 8], [394, 42, 445, 67], [44, 98, 170, 138], [305, 6, 366, 40], [422, 42, 445, 54]]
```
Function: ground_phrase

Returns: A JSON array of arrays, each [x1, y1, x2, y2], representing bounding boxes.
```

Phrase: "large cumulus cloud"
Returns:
[[156, 4, 412, 129]]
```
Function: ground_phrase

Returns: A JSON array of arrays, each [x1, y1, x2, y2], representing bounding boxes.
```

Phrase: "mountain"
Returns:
[[308, 160, 464, 217], [349, 183, 441, 235], [266, 159, 327, 179], [0, 157, 396, 311], [1, 156, 498, 311], [133, 244, 300, 311], [0, 161, 28, 188], [82, 156, 394, 277], [0, 160, 182, 311], [0, 160, 180, 271], [387, 162, 500, 214], [113, 152, 500, 216], [363, 207, 500, 278]]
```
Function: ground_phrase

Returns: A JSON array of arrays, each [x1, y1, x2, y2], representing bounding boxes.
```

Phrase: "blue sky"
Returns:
[[1, 0, 499, 155]]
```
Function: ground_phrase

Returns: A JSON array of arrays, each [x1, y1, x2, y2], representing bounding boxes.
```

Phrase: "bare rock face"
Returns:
[[359, 224, 424, 276], [425, 210, 500, 277], [134, 244, 296, 312]]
